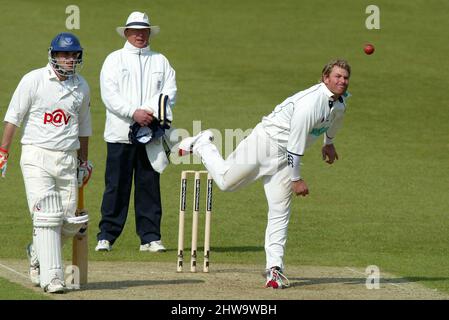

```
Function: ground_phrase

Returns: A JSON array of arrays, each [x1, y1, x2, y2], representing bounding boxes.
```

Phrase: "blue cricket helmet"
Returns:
[[48, 32, 83, 77]]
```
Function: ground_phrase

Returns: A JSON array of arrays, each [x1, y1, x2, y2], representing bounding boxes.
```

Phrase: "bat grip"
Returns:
[[78, 186, 84, 209]]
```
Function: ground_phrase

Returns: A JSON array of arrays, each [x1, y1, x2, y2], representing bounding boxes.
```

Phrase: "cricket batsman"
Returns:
[[0, 32, 93, 293], [179, 59, 351, 289]]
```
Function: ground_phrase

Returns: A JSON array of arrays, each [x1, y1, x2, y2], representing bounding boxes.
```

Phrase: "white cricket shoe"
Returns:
[[44, 278, 67, 294], [26, 243, 40, 286], [178, 130, 214, 156], [264, 266, 290, 289], [95, 239, 112, 252], [140, 240, 167, 252]]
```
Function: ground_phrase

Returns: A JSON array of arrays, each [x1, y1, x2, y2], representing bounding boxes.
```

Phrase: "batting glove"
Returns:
[[0, 148, 9, 178], [77, 160, 93, 187]]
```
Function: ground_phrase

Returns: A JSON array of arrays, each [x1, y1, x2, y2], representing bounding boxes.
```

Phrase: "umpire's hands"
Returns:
[[322, 143, 339, 164], [133, 110, 154, 127], [291, 179, 309, 197]]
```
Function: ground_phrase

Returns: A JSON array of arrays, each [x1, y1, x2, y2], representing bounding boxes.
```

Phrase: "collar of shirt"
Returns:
[[45, 63, 80, 91], [45, 63, 60, 81], [319, 83, 336, 109], [124, 41, 151, 54], [319, 82, 350, 104], [319, 82, 348, 110], [319, 82, 336, 100]]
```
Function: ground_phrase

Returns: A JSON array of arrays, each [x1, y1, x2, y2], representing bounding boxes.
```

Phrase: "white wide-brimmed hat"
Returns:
[[116, 11, 160, 39]]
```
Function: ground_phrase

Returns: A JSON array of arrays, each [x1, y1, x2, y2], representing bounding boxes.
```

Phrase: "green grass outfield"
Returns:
[[1, 0, 449, 298]]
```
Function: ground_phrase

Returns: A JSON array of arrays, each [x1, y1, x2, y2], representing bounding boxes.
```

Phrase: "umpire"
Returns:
[[96, 11, 177, 252]]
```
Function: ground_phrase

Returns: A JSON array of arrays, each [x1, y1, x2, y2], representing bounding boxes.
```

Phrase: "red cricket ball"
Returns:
[[364, 44, 375, 55]]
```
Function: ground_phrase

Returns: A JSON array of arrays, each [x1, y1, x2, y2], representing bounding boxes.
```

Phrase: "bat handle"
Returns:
[[76, 186, 87, 237], [78, 186, 84, 209]]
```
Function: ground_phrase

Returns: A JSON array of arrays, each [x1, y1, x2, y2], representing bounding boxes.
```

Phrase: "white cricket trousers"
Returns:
[[195, 123, 292, 270], [20, 145, 79, 240]]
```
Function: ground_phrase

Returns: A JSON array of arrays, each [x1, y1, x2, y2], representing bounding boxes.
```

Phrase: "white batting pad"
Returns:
[[33, 191, 64, 219], [33, 192, 64, 288]]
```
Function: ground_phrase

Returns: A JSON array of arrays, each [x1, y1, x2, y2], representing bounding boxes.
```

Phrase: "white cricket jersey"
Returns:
[[100, 41, 177, 143], [4, 64, 92, 151], [261, 83, 346, 156]]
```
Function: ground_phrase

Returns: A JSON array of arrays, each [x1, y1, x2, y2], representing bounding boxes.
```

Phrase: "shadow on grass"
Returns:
[[80, 279, 204, 291], [289, 276, 449, 288]]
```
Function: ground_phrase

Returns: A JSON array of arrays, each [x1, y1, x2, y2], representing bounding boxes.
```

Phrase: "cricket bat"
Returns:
[[72, 186, 88, 285]]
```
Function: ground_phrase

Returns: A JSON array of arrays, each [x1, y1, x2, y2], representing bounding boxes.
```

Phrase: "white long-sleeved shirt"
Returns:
[[100, 41, 177, 143], [261, 83, 347, 179], [4, 64, 91, 151]]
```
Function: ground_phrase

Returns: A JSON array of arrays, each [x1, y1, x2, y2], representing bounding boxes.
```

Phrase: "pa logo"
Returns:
[[44, 109, 71, 127]]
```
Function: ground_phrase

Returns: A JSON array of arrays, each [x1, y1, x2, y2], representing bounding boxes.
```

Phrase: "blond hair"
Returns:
[[321, 59, 351, 82]]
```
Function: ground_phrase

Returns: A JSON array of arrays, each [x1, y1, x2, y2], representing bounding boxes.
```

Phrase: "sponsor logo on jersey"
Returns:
[[44, 109, 71, 127], [310, 127, 329, 136]]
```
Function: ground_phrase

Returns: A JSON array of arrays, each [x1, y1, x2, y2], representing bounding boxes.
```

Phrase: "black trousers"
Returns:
[[97, 142, 162, 245]]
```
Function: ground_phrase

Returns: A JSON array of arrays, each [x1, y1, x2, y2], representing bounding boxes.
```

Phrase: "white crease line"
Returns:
[[345, 267, 407, 290], [0, 262, 28, 280], [344, 267, 365, 276]]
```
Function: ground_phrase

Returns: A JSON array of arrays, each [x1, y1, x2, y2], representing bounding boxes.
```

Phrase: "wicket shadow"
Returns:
[[164, 246, 263, 253], [78, 279, 204, 292], [288, 276, 449, 288], [212, 246, 264, 253]]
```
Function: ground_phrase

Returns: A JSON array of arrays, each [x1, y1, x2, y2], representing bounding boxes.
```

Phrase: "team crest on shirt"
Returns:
[[62, 37, 74, 46], [44, 109, 71, 127]]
